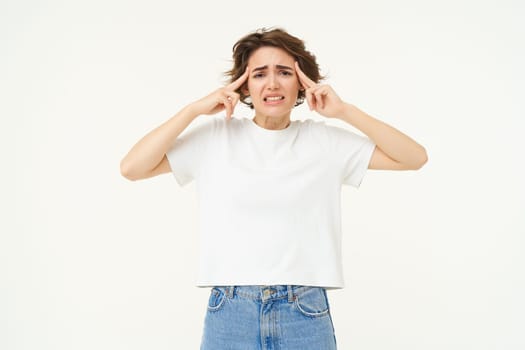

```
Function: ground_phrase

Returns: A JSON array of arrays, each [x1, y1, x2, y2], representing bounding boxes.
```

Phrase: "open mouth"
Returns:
[[263, 96, 285, 102]]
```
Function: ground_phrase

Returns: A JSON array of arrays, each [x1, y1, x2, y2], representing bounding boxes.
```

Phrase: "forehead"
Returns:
[[248, 46, 295, 66]]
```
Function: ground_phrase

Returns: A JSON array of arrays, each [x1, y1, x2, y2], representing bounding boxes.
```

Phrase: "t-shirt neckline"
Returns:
[[246, 117, 297, 136]]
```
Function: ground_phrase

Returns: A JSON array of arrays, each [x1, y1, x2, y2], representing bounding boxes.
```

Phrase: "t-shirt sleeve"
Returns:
[[165, 117, 216, 187], [325, 123, 376, 188]]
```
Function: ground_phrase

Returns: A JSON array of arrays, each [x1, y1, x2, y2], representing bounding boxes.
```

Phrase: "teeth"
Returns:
[[265, 96, 284, 101]]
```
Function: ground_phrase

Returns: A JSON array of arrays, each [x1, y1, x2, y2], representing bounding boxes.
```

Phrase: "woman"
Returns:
[[120, 28, 427, 350]]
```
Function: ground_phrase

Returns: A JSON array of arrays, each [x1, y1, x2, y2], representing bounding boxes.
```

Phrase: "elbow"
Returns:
[[120, 159, 140, 181], [411, 147, 428, 170], [399, 146, 428, 170]]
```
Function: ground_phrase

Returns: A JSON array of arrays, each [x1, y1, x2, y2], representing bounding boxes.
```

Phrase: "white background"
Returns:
[[2, 0, 524, 349]]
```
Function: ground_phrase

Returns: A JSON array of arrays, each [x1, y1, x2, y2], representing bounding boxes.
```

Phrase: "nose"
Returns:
[[267, 73, 279, 89]]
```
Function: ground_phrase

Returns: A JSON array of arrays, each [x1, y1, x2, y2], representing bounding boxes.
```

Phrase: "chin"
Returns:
[[254, 105, 294, 117]]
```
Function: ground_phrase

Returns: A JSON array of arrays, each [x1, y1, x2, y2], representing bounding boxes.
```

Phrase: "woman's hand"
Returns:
[[296, 63, 427, 170], [190, 67, 249, 120], [295, 62, 346, 119]]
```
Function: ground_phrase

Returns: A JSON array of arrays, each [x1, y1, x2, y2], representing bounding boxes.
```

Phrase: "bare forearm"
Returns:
[[120, 105, 198, 179], [339, 103, 427, 169], [120, 68, 250, 180]]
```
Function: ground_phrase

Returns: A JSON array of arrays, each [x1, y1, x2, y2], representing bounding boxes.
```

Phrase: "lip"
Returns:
[[263, 94, 285, 105]]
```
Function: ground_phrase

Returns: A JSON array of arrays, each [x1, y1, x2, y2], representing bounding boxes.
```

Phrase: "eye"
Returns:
[[279, 70, 293, 76], [253, 72, 265, 78]]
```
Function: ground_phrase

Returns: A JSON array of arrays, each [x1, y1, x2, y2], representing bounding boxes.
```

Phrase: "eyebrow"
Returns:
[[252, 65, 293, 72]]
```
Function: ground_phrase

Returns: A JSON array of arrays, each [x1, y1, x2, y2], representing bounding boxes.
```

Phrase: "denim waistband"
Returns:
[[213, 285, 321, 303]]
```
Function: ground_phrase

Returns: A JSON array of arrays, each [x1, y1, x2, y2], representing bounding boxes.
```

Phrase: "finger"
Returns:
[[225, 91, 240, 113], [318, 92, 326, 110], [313, 88, 327, 109], [231, 95, 240, 110], [305, 88, 315, 111], [224, 91, 239, 103], [294, 61, 316, 89], [228, 67, 250, 91], [220, 96, 233, 119], [294, 62, 310, 90]]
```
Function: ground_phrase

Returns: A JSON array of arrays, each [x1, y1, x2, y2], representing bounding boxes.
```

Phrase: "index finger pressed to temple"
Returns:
[[295, 62, 315, 88], [228, 67, 249, 90]]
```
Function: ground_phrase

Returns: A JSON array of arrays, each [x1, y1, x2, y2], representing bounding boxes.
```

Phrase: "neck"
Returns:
[[252, 114, 291, 130]]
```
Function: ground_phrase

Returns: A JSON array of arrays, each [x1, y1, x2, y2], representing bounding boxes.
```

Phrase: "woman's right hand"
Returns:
[[190, 67, 249, 120]]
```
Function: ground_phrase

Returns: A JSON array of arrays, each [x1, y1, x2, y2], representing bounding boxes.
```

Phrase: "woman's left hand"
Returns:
[[295, 62, 346, 119]]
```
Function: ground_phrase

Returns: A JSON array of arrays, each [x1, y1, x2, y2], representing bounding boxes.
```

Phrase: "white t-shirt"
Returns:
[[166, 116, 375, 289]]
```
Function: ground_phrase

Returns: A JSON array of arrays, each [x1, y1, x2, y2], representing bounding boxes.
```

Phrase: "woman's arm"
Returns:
[[120, 68, 249, 181], [294, 62, 427, 171], [120, 106, 198, 181], [339, 103, 427, 170]]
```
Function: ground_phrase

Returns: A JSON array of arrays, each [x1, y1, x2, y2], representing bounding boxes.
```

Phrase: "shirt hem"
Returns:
[[194, 281, 345, 290]]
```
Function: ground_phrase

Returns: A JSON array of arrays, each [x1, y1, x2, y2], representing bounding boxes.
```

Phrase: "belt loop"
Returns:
[[225, 286, 234, 298], [287, 285, 294, 303]]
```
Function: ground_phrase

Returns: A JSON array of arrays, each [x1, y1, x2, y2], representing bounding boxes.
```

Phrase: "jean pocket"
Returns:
[[294, 287, 330, 318], [207, 287, 228, 312]]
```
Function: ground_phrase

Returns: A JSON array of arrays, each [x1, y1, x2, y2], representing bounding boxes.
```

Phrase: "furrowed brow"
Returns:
[[252, 65, 293, 73], [276, 65, 293, 71], [252, 65, 268, 72]]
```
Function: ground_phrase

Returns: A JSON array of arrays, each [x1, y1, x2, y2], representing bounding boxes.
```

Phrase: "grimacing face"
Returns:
[[244, 46, 301, 120]]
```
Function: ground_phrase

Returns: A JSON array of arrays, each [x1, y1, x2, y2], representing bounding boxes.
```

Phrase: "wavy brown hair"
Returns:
[[225, 27, 324, 109]]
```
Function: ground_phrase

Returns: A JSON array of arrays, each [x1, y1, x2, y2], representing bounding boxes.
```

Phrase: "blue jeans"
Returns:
[[200, 285, 337, 349]]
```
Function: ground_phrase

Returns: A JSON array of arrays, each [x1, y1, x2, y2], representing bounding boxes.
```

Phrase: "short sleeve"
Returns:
[[165, 117, 216, 187], [325, 123, 376, 188]]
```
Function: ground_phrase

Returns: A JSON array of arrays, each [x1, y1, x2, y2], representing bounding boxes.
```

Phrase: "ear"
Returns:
[[241, 84, 249, 95]]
